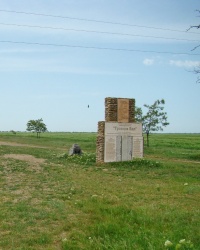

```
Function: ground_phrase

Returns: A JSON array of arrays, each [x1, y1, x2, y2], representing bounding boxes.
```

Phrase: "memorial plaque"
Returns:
[[105, 135, 123, 162], [133, 137, 143, 158], [104, 122, 143, 162], [105, 136, 116, 162], [121, 135, 133, 161], [118, 99, 129, 123], [127, 136, 133, 160], [116, 136, 122, 161], [122, 135, 128, 161]]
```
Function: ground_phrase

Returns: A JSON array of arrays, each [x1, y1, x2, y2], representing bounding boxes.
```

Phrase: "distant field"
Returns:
[[0, 132, 199, 249]]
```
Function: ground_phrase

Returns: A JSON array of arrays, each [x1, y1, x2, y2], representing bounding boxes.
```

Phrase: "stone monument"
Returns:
[[96, 97, 143, 163]]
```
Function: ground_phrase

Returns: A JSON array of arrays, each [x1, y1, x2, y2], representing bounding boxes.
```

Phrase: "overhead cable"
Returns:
[[0, 22, 200, 43], [0, 40, 200, 56], [0, 9, 199, 35]]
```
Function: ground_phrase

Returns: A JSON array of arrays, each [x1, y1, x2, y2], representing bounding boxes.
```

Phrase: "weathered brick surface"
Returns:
[[105, 97, 135, 122], [96, 121, 105, 163], [105, 97, 118, 122], [129, 98, 135, 122]]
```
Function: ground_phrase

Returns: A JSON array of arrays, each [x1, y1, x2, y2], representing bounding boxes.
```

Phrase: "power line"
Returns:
[[0, 9, 199, 35], [1, 22, 199, 43], [1, 40, 200, 56]]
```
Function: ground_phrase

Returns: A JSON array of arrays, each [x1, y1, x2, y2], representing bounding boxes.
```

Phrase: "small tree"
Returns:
[[187, 10, 200, 51], [26, 118, 47, 138], [187, 10, 200, 83], [135, 99, 169, 147], [194, 66, 200, 83]]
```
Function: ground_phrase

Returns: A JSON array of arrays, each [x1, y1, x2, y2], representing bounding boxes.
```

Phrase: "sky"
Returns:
[[0, 0, 200, 133]]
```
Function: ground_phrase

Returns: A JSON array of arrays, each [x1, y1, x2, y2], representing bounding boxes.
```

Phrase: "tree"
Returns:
[[26, 118, 47, 138], [135, 99, 169, 147], [187, 10, 200, 83], [194, 66, 200, 84], [187, 10, 200, 51]]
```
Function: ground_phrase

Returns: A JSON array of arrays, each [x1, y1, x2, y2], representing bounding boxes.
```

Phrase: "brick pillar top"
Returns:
[[105, 97, 135, 123]]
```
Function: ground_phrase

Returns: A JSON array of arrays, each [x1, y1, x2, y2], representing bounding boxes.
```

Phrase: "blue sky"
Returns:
[[0, 0, 200, 133]]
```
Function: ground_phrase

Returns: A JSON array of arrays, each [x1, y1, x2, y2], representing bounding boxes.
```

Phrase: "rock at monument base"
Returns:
[[69, 144, 82, 156]]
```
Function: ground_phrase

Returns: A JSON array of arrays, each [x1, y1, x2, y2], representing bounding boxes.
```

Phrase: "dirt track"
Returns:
[[3, 154, 45, 165], [0, 141, 47, 148]]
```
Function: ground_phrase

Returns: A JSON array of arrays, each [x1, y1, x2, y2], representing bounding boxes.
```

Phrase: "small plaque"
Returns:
[[118, 99, 129, 123], [127, 136, 133, 160], [121, 135, 133, 161], [105, 122, 142, 137], [116, 136, 122, 161], [105, 136, 116, 162], [133, 137, 143, 158]]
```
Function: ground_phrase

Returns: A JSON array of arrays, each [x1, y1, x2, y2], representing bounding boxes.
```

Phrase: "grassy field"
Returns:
[[0, 132, 199, 250]]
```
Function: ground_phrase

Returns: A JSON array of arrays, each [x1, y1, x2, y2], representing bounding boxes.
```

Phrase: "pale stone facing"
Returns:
[[133, 137, 143, 158], [121, 135, 133, 161], [104, 122, 143, 162], [104, 136, 116, 162], [116, 136, 122, 161], [104, 133, 143, 162]]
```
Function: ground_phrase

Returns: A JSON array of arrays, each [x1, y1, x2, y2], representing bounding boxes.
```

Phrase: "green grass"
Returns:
[[0, 132, 199, 249]]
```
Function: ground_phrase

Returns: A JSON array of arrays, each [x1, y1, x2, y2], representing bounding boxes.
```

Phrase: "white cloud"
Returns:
[[143, 58, 154, 66], [169, 60, 200, 68]]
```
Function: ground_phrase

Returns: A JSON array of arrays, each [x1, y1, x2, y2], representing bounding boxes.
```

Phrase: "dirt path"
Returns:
[[3, 154, 46, 165], [0, 141, 61, 167], [0, 141, 48, 148], [147, 156, 200, 165]]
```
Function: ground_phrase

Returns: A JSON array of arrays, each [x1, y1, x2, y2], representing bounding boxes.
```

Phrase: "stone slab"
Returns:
[[116, 135, 122, 162], [104, 136, 117, 162], [133, 137, 143, 158], [118, 98, 129, 122], [122, 135, 133, 161]]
